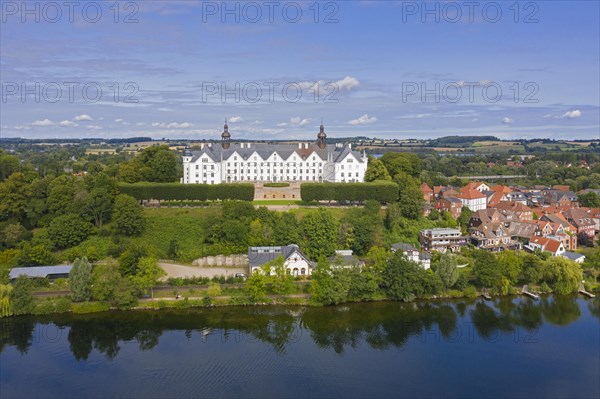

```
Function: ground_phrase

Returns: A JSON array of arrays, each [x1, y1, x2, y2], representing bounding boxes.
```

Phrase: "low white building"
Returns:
[[182, 123, 368, 184], [248, 244, 315, 277]]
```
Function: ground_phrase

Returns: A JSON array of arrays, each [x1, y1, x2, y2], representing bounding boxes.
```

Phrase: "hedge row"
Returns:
[[118, 183, 255, 201], [300, 181, 398, 203]]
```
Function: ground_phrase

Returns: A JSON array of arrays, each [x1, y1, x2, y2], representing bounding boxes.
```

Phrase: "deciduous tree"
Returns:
[[69, 257, 93, 302]]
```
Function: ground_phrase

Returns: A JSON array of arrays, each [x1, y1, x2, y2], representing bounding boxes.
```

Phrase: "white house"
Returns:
[[248, 244, 315, 277], [525, 236, 565, 256], [391, 243, 431, 269], [458, 188, 487, 211], [182, 123, 368, 184]]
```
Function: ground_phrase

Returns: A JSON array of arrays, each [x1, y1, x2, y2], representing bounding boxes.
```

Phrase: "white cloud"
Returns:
[[152, 122, 193, 129], [335, 76, 360, 91], [73, 114, 93, 121], [31, 119, 54, 126], [59, 120, 78, 127], [228, 116, 244, 123], [85, 125, 102, 130], [348, 114, 377, 125], [277, 122, 288, 127], [115, 118, 124, 123], [562, 110, 582, 119], [296, 76, 360, 96], [289, 116, 311, 126], [501, 117, 513, 124]]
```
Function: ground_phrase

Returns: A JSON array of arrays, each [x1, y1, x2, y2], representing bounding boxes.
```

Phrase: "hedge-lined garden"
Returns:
[[119, 183, 255, 201], [300, 181, 398, 203]]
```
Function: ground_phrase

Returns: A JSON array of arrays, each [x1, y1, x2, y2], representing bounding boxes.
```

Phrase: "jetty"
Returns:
[[578, 283, 596, 298], [521, 285, 540, 300]]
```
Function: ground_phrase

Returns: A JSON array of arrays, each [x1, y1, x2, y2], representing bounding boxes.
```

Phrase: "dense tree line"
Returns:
[[300, 181, 398, 203]]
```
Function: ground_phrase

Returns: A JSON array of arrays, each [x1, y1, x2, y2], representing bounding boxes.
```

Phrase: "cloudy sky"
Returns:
[[1, 1, 599, 140]]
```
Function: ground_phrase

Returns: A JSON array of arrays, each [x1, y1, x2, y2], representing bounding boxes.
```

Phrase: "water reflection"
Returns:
[[0, 296, 595, 359]]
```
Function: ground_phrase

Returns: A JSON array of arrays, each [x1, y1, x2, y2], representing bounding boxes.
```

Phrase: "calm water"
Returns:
[[1, 296, 599, 398]]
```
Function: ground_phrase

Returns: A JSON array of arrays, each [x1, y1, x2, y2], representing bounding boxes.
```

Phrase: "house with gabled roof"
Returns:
[[248, 244, 315, 277], [563, 208, 596, 239], [458, 188, 487, 211], [525, 236, 565, 256], [391, 243, 431, 269], [435, 197, 463, 219]]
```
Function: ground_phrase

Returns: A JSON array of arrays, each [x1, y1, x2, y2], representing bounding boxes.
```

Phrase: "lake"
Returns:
[[1, 296, 598, 398]]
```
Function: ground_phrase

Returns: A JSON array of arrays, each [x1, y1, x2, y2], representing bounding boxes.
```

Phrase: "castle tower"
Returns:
[[221, 120, 231, 149], [317, 122, 327, 149]]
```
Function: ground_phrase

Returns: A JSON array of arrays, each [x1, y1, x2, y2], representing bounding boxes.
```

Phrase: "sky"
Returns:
[[1, 0, 599, 140]]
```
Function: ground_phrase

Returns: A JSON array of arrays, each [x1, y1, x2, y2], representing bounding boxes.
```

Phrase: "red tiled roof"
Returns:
[[421, 183, 433, 193], [459, 187, 486, 199]]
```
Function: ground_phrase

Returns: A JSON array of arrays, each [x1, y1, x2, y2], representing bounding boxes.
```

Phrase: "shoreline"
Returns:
[[4, 287, 597, 319]]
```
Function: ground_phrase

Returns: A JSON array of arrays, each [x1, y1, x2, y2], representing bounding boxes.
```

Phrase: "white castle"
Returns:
[[182, 122, 368, 184]]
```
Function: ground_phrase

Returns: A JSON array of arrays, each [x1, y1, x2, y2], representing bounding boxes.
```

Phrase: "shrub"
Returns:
[[206, 282, 222, 296], [71, 302, 111, 314], [118, 183, 254, 201], [264, 182, 289, 188], [33, 297, 72, 315], [463, 286, 478, 298]]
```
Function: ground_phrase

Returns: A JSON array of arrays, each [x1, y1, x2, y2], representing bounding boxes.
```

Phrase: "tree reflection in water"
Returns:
[[0, 296, 595, 359]]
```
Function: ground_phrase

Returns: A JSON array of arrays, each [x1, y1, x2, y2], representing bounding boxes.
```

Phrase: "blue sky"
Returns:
[[1, 0, 599, 140]]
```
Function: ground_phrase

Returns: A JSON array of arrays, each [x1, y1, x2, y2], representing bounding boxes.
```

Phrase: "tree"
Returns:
[[113, 194, 145, 235], [0, 173, 32, 221], [268, 256, 294, 297], [436, 254, 459, 291], [521, 254, 544, 284], [16, 243, 56, 266], [129, 257, 165, 298], [578, 192, 600, 208], [118, 159, 145, 183], [364, 157, 391, 182], [146, 148, 180, 182], [2, 223, 28, 248], [84, 188, 113, 228], [394, 172, 424, 219], [497, 251, 523, 284], [69, 257, 93, 302], [310, 257, 350, 305], [0, 152, 20, 181], [48, 214, 94, 249], [301, 209, 339, 259], [119, 243, 150, 276], [457, 207, 472, 233], [381, 251, 427, 302], [380, 153, 422, 178], [472, 251, 502, 288], [245, 270, 268, 301], [428, 208, 440, 221], [0, 284, 12, 317], [543, 257, 583, 295], [10, 275, 34, 315], [92, 263, 138, 308]]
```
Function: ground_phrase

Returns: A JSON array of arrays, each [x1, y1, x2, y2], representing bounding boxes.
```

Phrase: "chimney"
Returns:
[[298, 143, 302, 149]]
